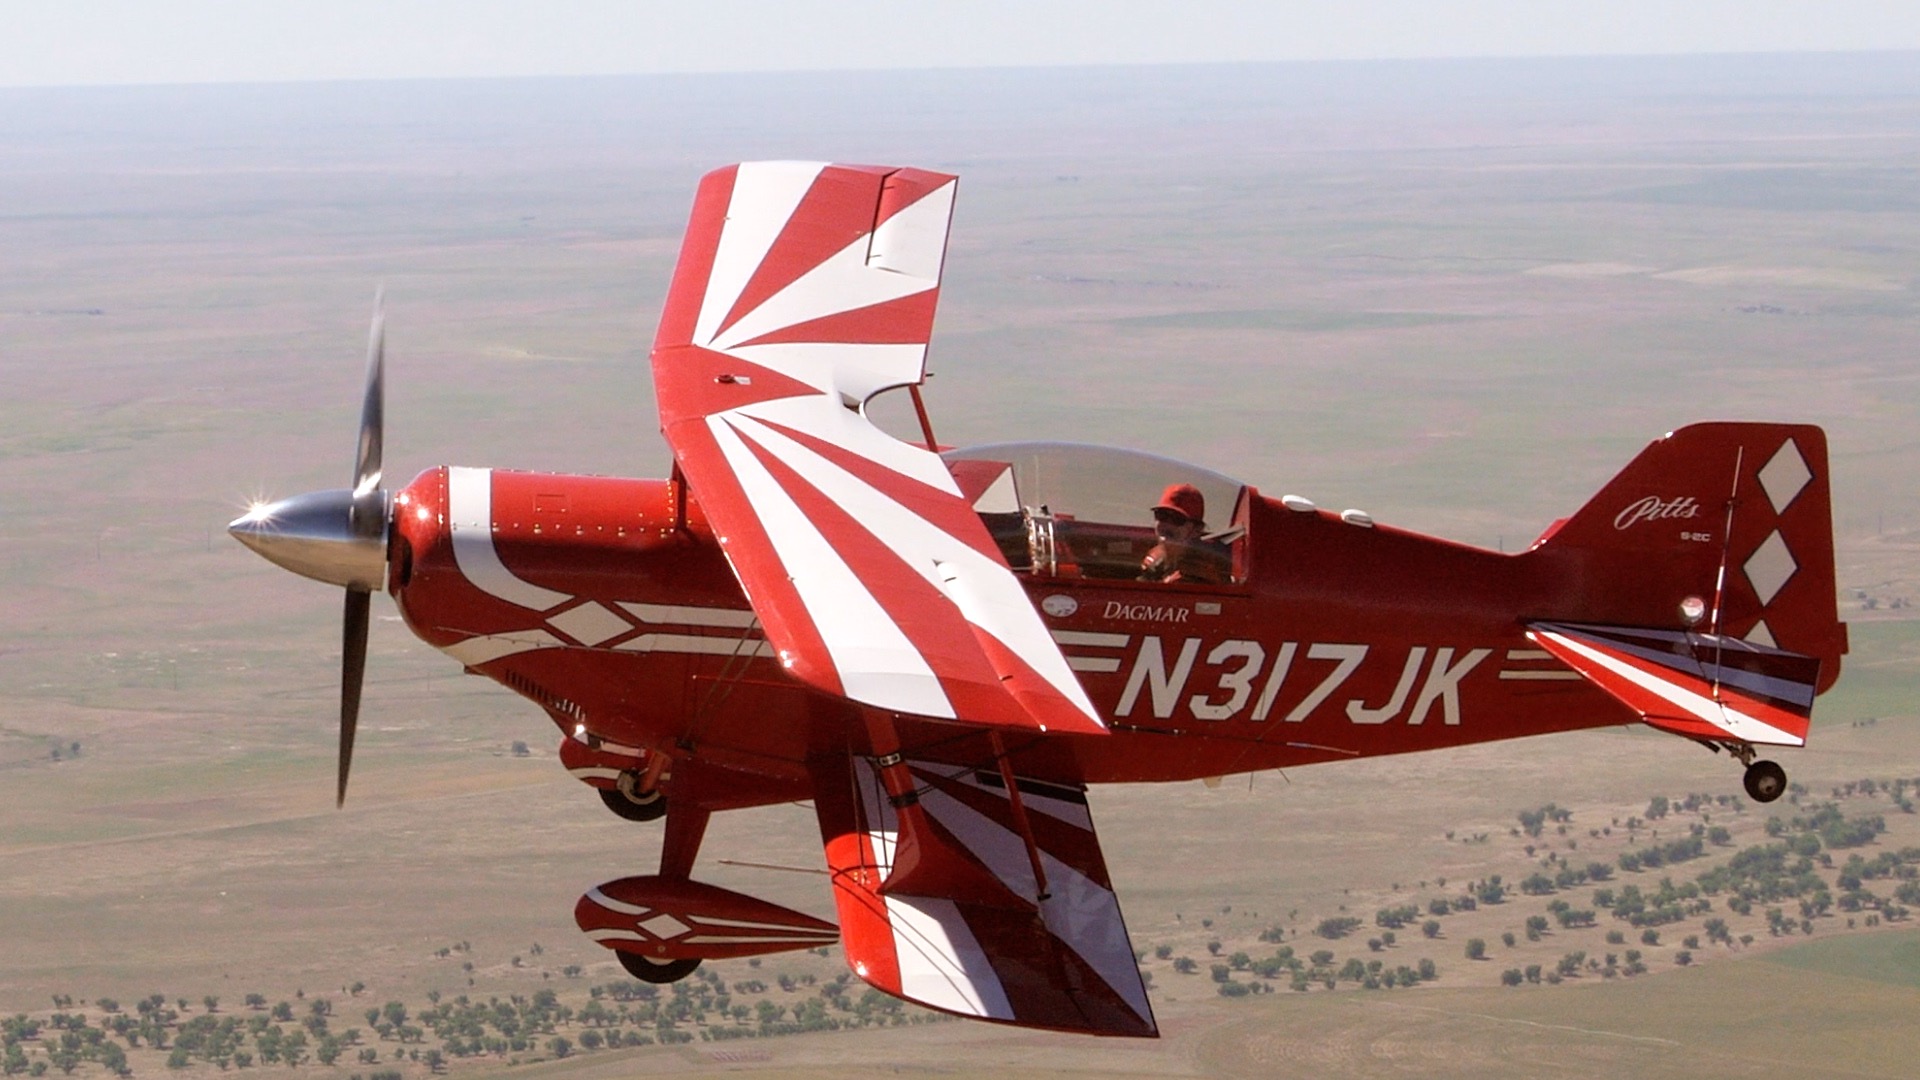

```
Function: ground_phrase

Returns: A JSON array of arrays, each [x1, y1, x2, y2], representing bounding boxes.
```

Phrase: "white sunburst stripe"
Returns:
[[1533, 629, 1803, 746], [725, 341, 929, 404], [709, 414, 955, 719], [712, 229, 940, 355], [727, 411, 1100, 727], [854, 759, 901, 877], [916, 783, 1151, 1023], [867, 178, 956, 281], [733, 392, 959, 494], [848, 759, 1005, 1016], [885, 895, 1011, 1020], [695, 161, 826, 348]]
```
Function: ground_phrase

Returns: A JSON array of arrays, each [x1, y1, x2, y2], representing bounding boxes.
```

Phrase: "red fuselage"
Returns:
[[386, 464, 1655, 811]]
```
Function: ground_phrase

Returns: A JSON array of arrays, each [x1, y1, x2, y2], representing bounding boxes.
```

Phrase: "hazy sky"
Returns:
[[5, 0, 1918, 87]]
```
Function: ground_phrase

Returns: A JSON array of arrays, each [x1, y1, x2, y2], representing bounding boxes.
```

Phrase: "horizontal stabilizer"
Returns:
[[1530, 621, 1817, 747]]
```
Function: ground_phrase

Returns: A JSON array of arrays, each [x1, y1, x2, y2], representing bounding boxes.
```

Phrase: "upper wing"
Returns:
[[651, 162, 1103, 735], [810, 750, 1156, 1037]]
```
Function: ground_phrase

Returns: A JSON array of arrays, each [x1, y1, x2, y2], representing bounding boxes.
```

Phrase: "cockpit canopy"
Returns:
[[941, 441, 1250, 584]]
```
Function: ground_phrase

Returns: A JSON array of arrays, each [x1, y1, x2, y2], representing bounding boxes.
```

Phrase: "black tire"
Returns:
[[615, 950, 700, 984], [1744, 759, 1787, 803], [598, 784, 666, 822]]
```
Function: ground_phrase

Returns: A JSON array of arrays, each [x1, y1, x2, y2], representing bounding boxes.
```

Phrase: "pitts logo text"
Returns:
[[1614, 495, 1703, 531]]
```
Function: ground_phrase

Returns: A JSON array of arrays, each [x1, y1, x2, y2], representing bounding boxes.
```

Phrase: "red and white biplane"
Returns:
[[233, 162, 1847, 1037]]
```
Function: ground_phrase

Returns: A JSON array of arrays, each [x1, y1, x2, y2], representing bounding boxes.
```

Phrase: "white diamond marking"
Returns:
[[637, 913, 691, 940], [547, 602, 633, 647], [1744, 531, 1797, 607], [1745, 619, 1776, 648], [1757, 439, 1812, 515]]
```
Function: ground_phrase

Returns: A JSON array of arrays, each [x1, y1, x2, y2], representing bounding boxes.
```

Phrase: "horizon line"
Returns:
[[4, 47, 1918, 93]]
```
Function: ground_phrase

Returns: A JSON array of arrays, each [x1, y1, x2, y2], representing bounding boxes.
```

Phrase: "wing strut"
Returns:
[[909, 383, 940, 452], [990, 730, 1052, 902]]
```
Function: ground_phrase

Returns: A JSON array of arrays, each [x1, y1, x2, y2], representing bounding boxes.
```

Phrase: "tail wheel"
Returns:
[[616, 950, 700, 984], [1744, 760, 1787, 803], [599, 771, 666, 822]]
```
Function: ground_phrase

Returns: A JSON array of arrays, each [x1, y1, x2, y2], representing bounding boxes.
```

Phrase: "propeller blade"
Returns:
[[352, 290, 385, 522], [342, 290, 385, 806], [340, 587, 370, 807]]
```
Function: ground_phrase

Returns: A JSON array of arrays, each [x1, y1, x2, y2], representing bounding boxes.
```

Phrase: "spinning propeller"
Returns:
[[229, 294, 391, 806]]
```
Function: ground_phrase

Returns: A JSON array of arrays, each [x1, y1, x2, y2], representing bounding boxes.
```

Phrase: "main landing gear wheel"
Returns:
[[598, 785, 666, 822], [616, 951, 700, 984], [598, 769, 667, 822], [1744, 760, 1788, 803]]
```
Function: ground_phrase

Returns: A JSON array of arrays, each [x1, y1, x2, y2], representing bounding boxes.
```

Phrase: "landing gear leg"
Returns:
[[607, 800, 714, 985], [1743, 759, 1788, 803], [659, 801, 710, 881]]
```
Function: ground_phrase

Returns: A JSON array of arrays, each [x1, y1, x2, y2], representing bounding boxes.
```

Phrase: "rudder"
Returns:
[[1534, 422, 1845, 692]]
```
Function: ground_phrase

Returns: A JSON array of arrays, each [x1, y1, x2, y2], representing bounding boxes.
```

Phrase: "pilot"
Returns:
[[1139, 483, 1229, 584]]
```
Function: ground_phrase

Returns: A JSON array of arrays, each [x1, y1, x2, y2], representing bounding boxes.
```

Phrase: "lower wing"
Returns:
[[808, 749, 1156, 1037]]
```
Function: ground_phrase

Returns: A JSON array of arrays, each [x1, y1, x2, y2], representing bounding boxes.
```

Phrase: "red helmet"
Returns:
[[1154, 483, 1205, 525]]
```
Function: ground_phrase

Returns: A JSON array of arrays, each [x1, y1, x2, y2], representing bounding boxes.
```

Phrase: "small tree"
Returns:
[[1465, 939, 1487, 961]]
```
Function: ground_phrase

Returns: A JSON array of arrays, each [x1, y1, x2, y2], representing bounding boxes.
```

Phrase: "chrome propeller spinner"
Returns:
[[229, 293, 390, 806]]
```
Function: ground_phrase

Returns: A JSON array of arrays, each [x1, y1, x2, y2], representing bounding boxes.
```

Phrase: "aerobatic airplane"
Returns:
[[231, 162, 1847, 1037]]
